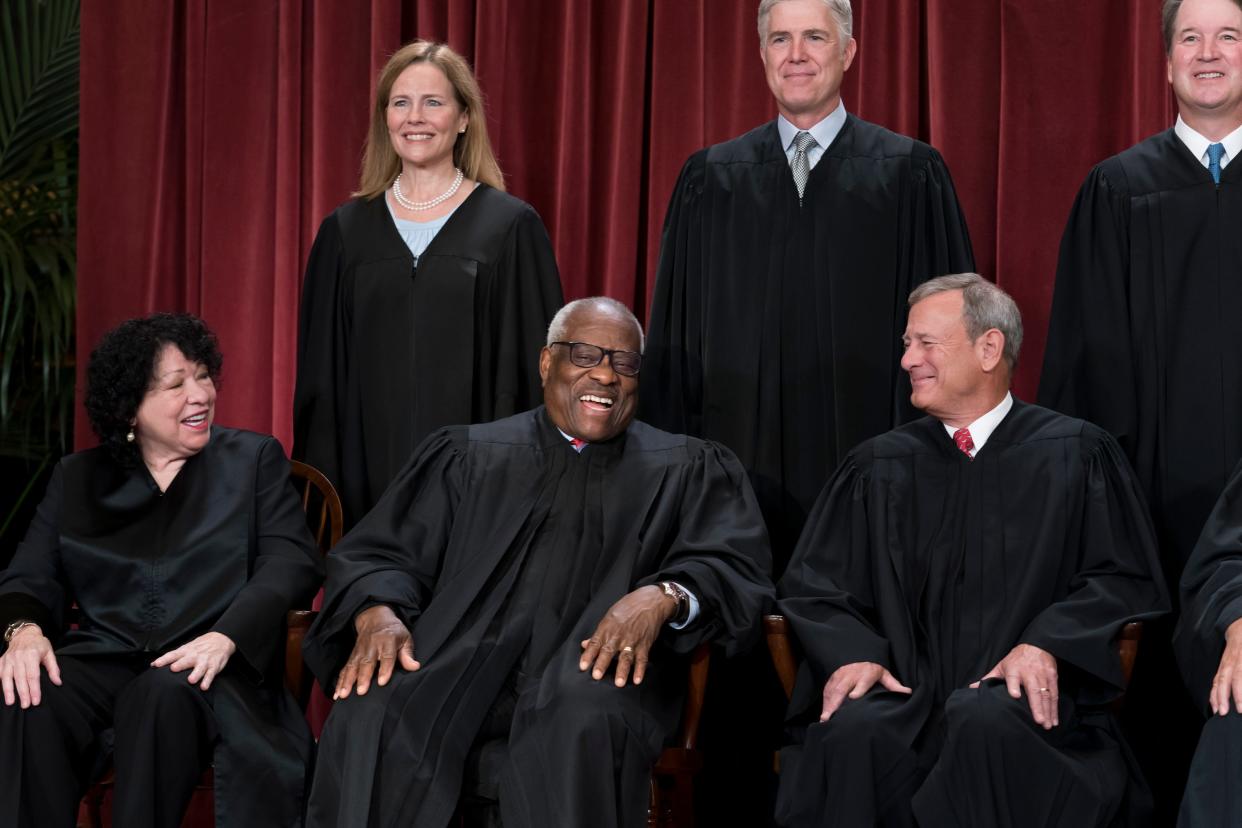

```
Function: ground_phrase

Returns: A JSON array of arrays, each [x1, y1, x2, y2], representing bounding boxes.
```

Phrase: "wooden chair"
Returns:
[[647, 641, 712, 828], [764, 613, 1144, 706], [81, 460, 342, 827]]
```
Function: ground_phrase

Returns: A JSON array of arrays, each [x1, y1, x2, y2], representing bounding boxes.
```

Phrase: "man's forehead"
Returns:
[[562, 310, 641, 348]]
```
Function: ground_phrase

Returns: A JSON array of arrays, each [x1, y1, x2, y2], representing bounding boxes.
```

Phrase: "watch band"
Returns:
[[3, 620, 37, 644], [659, 581, 690, 624]]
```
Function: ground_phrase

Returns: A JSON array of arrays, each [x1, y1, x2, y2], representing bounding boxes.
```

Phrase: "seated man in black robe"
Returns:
[[1175, 456, 1242, 826], [775, 273, 1169, 828], [302, 296, 773, 828]]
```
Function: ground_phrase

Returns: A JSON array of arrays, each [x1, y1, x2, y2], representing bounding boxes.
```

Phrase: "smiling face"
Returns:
[[1168, 0, 1242, 133], [539, 308, 641, 443], [760, 0, 857, 128], [132, 344, 216, 467], [900, 290, 998, 425], [385, 62, 469, 170]]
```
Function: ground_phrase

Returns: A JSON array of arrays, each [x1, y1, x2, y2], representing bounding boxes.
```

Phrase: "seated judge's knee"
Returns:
[[806, 688, 908, 749]]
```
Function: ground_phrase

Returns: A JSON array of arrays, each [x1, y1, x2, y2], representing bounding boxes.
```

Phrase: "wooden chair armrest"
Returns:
[[678, 642, 712, 750], [284, 609, 317, 706], [765, 614, 798, 701]]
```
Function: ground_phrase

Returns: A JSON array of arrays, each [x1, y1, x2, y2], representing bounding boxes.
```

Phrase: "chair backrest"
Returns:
[[285, 460, 343, 705], [290, 459, 344, 554]]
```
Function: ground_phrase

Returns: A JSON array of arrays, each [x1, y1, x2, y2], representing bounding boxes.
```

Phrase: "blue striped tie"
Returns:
[[1209, 142, 1225, 185]]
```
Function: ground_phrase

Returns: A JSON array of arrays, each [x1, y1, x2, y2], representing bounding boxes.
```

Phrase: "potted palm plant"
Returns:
[[0, 0, 79, 564]]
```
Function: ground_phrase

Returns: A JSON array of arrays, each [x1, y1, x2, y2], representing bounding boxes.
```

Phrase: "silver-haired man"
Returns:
[[778, 274, 1168, 826]]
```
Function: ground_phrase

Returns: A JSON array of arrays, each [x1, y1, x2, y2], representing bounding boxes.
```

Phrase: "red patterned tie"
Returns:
[[953, 427, 975, 458], [570, 438, 587, 452]]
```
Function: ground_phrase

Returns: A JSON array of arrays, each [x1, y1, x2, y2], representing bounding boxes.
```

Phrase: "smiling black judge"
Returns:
[[302, 297, 773, 828]]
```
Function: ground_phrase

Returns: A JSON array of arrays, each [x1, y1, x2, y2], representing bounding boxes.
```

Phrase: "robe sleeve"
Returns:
[[1018, 431, 1170, 704], [1037, 166, 1140, 458], [211, 437, 325, 680], [639, 150, 708, 437], [292, 212, 349, 495], [902, 145, 975, 286], [301, 428, 467, 686], [482, 204, 563, 419], [776, 455, 896, 690], [0, 463, 67, 644], [1175, 457, 1242, 712], [634, 440, 774, 657]]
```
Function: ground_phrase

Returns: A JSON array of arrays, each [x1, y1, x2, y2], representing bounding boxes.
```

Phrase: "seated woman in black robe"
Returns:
[[0, 313, 324, 828], [293, 39, 563, 528]]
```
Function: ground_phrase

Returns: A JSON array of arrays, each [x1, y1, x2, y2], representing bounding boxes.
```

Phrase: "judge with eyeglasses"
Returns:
[[301, 297, 774, 828]]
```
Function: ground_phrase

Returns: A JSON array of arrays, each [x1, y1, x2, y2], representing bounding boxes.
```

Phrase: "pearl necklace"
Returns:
[[392, 168, 464, 211]]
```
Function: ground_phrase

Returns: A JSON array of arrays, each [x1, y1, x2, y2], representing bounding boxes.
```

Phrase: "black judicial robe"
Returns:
[[642, 115, 975, 563], [293, 186, 563, 526], [0, 428, 324, 826], [1174, 457, 1242, 827], [1039, 128, 1242, 574], [777, 401, 1169, 825], [302, 408, 773, 827]]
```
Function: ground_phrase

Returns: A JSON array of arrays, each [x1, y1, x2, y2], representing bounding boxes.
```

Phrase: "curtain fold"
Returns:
[[79, 0, 1172, 451]]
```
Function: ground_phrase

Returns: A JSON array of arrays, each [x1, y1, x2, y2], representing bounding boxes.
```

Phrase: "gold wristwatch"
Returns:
[[659, 581, 690, 624]]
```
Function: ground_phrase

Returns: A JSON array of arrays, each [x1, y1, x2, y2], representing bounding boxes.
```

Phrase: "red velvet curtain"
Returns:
[[77, 0, 1175, 449]]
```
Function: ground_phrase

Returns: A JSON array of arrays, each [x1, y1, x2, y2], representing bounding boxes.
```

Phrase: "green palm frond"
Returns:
[[0, 0, 79, 459]]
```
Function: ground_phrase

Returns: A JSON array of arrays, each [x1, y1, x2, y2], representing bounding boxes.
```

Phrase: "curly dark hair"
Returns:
[[85, 313, 223, 465]]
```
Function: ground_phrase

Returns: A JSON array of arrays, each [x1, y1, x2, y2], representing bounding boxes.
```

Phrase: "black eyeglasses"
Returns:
[[550, 341, 643, 377]]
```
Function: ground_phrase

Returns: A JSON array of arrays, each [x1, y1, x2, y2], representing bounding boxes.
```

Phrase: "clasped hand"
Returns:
[[334, 604, 419, 700], [579, 585, 677, 688]]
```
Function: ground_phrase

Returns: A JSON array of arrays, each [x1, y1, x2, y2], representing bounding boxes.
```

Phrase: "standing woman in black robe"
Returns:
[[0, 313, 324, 827], [293, 40, 564, 526]]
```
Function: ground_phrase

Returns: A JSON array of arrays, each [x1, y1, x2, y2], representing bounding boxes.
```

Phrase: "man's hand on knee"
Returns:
[[335, 605, 419, 700], [580, 585, 677, 687], [820, 662, 911, 722], [971, 643, 1059, 729]]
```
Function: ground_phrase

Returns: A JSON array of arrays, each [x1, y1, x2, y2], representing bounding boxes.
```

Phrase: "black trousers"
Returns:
[[0, 654, 217, 828], [776, 683, 1129, 828], [1179, 710, 1242, 827]]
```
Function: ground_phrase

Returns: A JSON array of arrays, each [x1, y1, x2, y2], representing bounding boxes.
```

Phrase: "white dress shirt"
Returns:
[[1174, 115, 1242, 170], [941, 392, 1014, 457], [777, 101, 848, 172]]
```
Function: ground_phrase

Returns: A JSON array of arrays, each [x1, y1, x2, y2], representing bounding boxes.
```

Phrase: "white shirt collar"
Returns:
[[777, 101, 848, 155], [557, 427, 587, 452], [1174, 115, 1242, 169], [941, 392, 1013, 457]]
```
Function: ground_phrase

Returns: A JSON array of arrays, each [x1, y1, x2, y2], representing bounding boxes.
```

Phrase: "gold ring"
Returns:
[[1039, 687, 1049, 693], [622, 646, 635, 654]]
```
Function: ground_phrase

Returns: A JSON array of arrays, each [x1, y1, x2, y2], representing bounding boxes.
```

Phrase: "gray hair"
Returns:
[[908, 273, 1023, 370], [758, 0, 853, 44], [1162, 0, 1242, 54], [546, 297, 645, 352]]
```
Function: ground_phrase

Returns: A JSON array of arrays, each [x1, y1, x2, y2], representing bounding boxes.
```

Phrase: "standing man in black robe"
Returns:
[[302, 297, 773, 828], [642, 0, 974, 567], [1038, 0, 1242, 815], [1176, 456, 1242, 825], [777, 274, 1169, 827]]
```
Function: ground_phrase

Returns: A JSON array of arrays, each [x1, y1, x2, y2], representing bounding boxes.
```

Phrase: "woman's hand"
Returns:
[[0, 625, 60, 708], [152, 631, 237, 691]]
